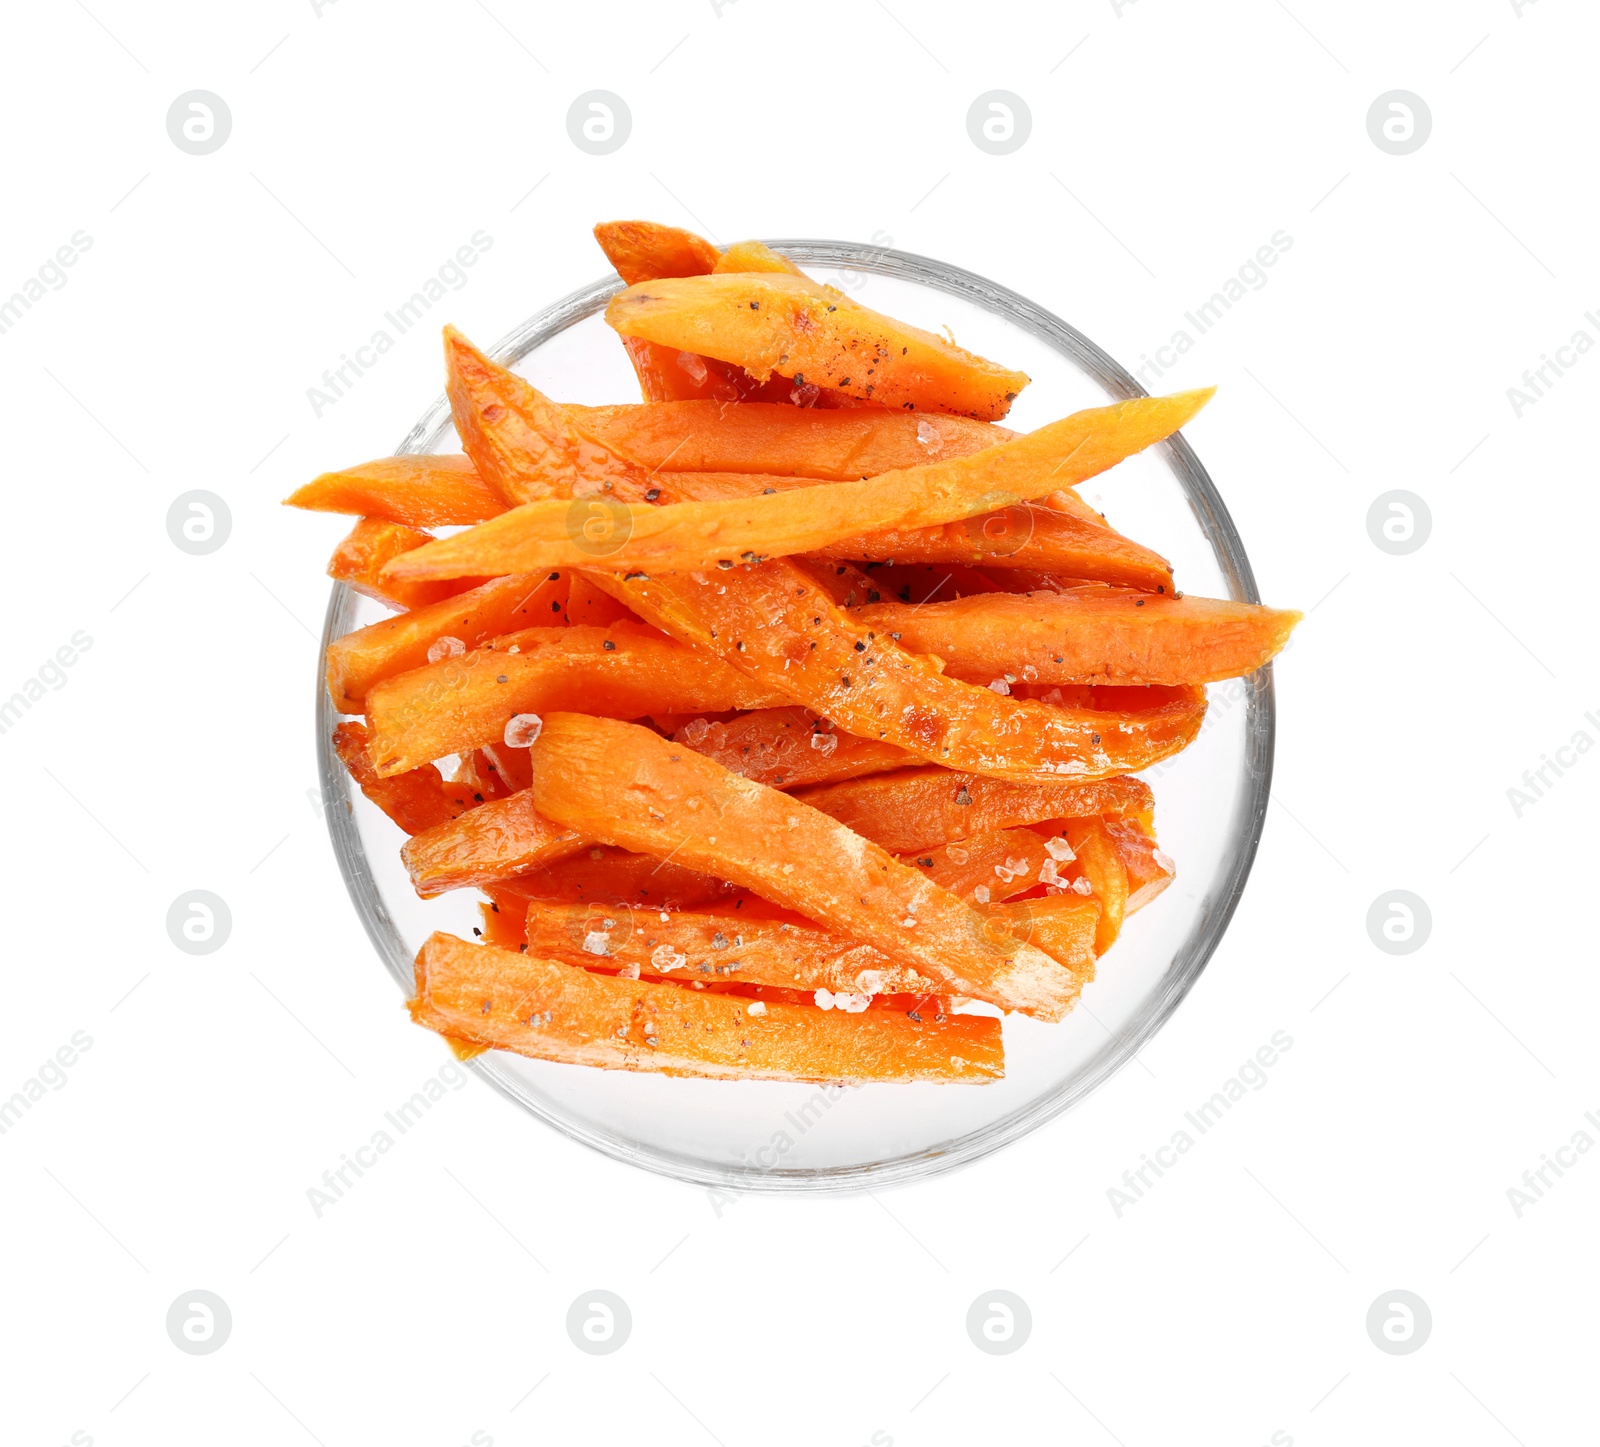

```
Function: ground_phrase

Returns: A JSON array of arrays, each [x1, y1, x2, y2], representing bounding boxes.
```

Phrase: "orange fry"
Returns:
[[567, 399, 1014, 479], [380, 390, 1209, 582], [606, 271, 1033, 419], [798, 768, 1154, 854], [325, 572, 565, 715], [402, 789, 591, 896], [856, 586, 1301, 686], [527, 713, 1084, 1020], [326, 518, 487, 611], [517, 891, 1099, 1002], [365, 624, 789, 777], [331, 721, 471, 835], [409, 931, 1005, 1084], [286, 454, 505, 526], [674, 708, 913, 789]]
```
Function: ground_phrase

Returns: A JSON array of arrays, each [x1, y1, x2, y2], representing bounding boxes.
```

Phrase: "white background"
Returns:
[[2, 1, 1596, 1443]]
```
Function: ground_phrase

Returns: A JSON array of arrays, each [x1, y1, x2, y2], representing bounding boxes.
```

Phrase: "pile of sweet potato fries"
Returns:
[[289, 221, 1299, 1086]]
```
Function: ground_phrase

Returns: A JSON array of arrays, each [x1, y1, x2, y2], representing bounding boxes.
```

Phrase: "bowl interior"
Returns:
[[318, 242, 1273, 1191]]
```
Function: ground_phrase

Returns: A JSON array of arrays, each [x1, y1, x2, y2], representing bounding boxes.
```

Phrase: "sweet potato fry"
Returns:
[[324, 571, 565, 715], [441, 332, 1204, 782], [606, 272, 1033, 419], [856, 586, 1300, 686], [674, 707, 913, 789], [712, 239, 806, 276], [566, 399, 1014, 479], [797, 768, 1154, 854], [1064, 818, 1129, 954], [527, 713, 1083, 1019], [594, 220, 723, 285], [488, 848, 738, 912], [812, 503, 1174, 593], [446, 328, 656, 506], [903, 827, 1063, 904], [331, 721, 471, 835], [365, 625, 790, 776], [403, 789, 590, 896], [524, 889, 1100, 998], [383, 390, 1208, 583], [524, 899, 937, 995], [327, 518, 487, 611], [594, 220, 732, 405], [286, 454, 506, 526], [610, 473, 1171, 594], [517, 891, 1099, 1002], [410, 931, 1004, 1083], [1103, 817, 1175, 913]]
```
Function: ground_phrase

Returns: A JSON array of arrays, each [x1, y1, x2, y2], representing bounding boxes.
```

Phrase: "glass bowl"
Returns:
[[316, 241, 1275, 1192]]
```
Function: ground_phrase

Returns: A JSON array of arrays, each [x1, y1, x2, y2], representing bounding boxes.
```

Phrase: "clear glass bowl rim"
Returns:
[[315, 239, 1276, 1194]]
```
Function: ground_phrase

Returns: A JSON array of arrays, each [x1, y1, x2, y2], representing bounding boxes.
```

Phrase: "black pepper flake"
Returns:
[[908, 1010, 923, 1022], [898, 586, 912, 602], [491, 902, 500, 912], [890, 631, 901, 640], [473, 792, 484, 803], [472, 927, 482, 937], [717, 559, 734, 570], [551, 600, 561, 611], [838, 376, 851, 386], [901, 346, 908, 355], [548, 572, 560, 581], [918, 856, 933, 867], [1091, 734, 1101, 745], [624, 571, 649, 581], [497, 674, 507, 683], [1135, 598, 1145, 607], [763, 487, 777, 495], [603, 639, 616, 650], [749, 300, 759, 309], [854, 641, 866, 652], [1053, 655, 1064, 663], [519, 943, 527, 952], [841, 675, 851, 687], [954, 786, 973, 806], [827, 305, 837, 312], [646, 487, 661, 502], [1157, 584, 1166, 593]]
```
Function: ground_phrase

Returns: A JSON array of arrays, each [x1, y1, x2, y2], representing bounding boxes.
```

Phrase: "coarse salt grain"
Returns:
[[427, 636, 465, 664], [617, 963, 640, 980], [1044, 836, 1076, 862], [916, 418, 939, 447], [987, 678, 1011, 696], [504, 713, 543, 748], [973, 885, 991, 903], [650, 944, 686, 972], [816, 989, 870, 1013], [809, 731, 838, 756], [1071, 876, 1095, 896], [582, 930, 610, 956], [747, 1001, 767, 1016]]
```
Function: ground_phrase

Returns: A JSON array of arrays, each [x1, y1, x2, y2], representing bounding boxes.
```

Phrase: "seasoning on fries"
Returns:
[[289, 217, 1302, 1086]]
